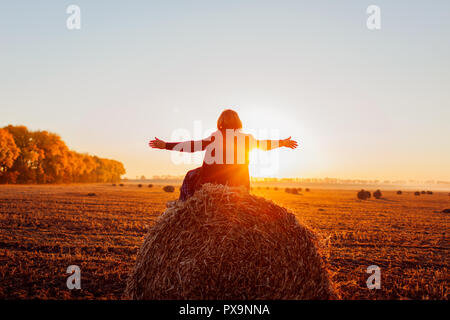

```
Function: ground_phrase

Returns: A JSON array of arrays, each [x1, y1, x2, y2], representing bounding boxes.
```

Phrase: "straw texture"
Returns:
[[125, 183, 336, 299]]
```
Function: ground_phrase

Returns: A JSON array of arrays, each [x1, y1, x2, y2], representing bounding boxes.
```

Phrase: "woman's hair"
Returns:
[[217, 109, 242, 130]]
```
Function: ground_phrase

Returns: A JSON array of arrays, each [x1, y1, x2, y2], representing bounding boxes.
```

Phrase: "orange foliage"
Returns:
[[0, 125, 125, 184], [0, 128, 20, 168]]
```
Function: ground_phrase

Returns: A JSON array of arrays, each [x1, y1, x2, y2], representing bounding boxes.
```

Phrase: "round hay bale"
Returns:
[[274, 187, 279, 191], [397, 190, 402, 195], [290, 188, 299, 195], [138, 184, 143, 188], [112, 183, 116, 187], [163, 185, 175, 193], [297, 187, 302, 192], [305, 188, 310, 192], [357, 189, 368, 200], [442, 209, 450, 213], [365, 191, 371, 199], [125, 183, 336, 300], [426, 191, 433, 195], [87, 193, 96, 197], [421, 191, 426, 194], [148, 184, 153, 188], [119, 184, 124, 187], [285, 187, 292, 194], [414, 191, 420, 196], [373, 190, 382, 199]]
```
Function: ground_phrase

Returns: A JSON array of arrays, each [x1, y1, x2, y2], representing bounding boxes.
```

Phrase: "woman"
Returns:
[[149, 109, 298, 200]]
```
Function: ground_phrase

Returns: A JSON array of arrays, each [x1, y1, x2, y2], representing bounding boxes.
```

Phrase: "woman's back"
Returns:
[[168, 129, 257, 188], [201, 129, 255, 188]]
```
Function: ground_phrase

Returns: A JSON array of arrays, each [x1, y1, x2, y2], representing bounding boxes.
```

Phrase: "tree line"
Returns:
[[0, 125, 125, 184]]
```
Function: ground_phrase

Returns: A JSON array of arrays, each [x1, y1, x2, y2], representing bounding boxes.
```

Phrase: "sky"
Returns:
[[1, 1, 449, 180]]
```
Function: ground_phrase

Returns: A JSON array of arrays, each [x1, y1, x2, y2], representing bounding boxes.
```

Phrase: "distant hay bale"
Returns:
[[426, 191, 433, 195], [442, 209, 450, 213], [357, 189, 369, 200], [87, 193, 96, 197], [119, 184, 124, 187], [414, 191, 420, 196], [138, 184, 143, 188], [305, 188, 310, 192], [284, 188, 300, 195], [125, 183, 336, 300], [148, 184, 153, 188], [274, 187, 279, 191], [112, 183, 116, 187], [396, 190, 402, 195], [373, 190, 382, 199], [421, 191, 426, 194], [163, 185, 175, 193], [298, 187, 302, 192]]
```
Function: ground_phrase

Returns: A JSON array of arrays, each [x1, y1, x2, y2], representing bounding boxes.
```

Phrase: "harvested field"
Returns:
[[0, 184, 448, 299]]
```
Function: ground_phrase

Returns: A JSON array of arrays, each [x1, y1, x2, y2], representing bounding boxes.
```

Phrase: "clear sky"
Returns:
[[1, 1, 449, 180]]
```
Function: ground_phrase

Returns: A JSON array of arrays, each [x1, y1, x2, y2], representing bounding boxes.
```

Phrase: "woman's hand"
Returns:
[[281, 136, 298, 149], [149, 137, 166, 149]]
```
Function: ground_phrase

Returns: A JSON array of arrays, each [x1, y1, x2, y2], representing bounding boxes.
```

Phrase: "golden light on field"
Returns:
[[1, 184, 448, 299]]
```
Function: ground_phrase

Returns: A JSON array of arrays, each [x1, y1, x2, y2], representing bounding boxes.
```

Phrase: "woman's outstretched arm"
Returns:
[[256, 136, 298, 151], [149, 137, 213, 152]]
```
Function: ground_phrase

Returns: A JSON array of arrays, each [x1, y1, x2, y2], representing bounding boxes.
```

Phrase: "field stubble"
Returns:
[[0, 184, 448, 299]]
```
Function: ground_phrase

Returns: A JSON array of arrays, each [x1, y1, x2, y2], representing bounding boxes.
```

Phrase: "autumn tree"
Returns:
[[0, 129, 20, 183], [0, 125, 126, 184]]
